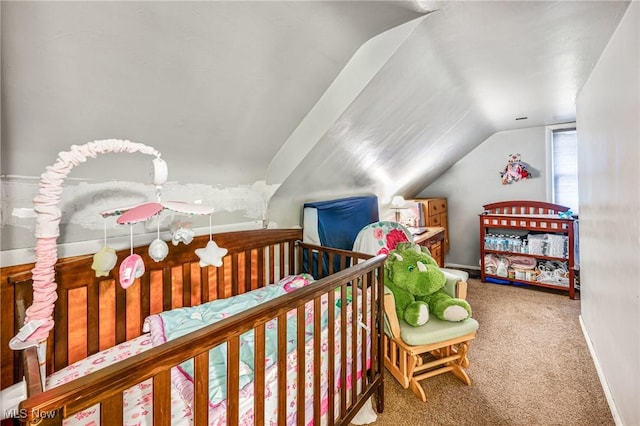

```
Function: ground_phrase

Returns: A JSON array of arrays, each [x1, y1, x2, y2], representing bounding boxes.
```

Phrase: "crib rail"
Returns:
[[18, 246, 385, 425], [482, 200, 571, 216]]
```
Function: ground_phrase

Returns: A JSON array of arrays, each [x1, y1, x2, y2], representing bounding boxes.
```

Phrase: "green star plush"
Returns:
[[385, 242, 471, 327]]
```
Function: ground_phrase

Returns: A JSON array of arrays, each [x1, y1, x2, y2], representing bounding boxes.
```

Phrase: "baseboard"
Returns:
[[579, 315, 622, 425], [443, 264, 481, 279]]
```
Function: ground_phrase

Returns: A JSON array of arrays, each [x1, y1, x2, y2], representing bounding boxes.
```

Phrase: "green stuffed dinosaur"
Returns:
[[385, 242, 472, 327]]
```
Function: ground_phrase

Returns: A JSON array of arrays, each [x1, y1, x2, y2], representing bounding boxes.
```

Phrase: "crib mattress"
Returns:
[[48, 334, 192, 426]]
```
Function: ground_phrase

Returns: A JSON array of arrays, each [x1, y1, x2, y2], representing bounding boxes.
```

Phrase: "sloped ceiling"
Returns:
[[0, 1, 630, 250], [268, 1, 630, 226], [1, 1, 423, 184]]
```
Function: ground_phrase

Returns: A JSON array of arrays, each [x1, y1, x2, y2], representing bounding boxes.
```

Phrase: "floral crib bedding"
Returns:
[[49, 334, 192, 426], [48, 274, 371, 425], [144, 274, 373, 426]]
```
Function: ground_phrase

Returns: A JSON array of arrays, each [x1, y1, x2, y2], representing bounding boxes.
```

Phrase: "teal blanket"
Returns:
[[143, 274, 317, 407]]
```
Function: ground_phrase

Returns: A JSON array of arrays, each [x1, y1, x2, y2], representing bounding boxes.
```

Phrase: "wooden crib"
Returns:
[[1, 229, 385, 425]]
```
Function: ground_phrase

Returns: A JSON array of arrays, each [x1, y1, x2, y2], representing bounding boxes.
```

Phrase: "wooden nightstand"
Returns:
[[413, 227, 446, 267], [412, 198, 449, 254]]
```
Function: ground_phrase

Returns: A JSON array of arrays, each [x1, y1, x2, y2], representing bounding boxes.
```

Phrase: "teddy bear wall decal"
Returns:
[[500, 153, 531, 185]]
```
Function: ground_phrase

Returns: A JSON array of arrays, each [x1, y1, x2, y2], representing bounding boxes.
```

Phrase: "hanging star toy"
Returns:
[[91, 245, 117, 277], [195, 240, 228, 267], [195, 213, 227, 267]]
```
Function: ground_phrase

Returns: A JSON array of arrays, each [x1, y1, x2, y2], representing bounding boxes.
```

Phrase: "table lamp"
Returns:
[[391, 195, 406, 223]]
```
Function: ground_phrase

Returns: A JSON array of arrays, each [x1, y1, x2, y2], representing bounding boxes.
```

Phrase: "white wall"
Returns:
[[418, 126, 548, 268], [576, 3, 639, 425], [0, 1, 420, 257]]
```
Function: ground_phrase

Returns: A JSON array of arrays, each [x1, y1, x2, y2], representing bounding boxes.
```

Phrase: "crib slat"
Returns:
[[327, 253, 334, 277], [54, 288, 68, 371], [328, 288, 336, 424], [216, 264, 225, 300], [278, 244, 285, 278], [313, 296, 321, 422], [87, 279, 100, 355], [231, 253, 239, 296], [200, 266, 209, 303], [340, 284, 347, 417], [361, 273, 368, 389], [182, 263, 192, 307], [153, 369, 171, 426], [307, 248, 317, 278], [296, 305, 305, 426], [376, 263, 385, 412], [193, 351, 209, 425], [269, 245, 275, 283], [149, 271, 162, 315], [351, 280, 358, 406], [140, 272, 151, 326], [162, 267, 172, 311], [277, 313, 287, 423], [256, 247, 265, 290], [283, 242, 289, 276], [228, 336, 240, 425], [101, 393, 123, 426], [254, 324, 266, 426], [125, 281, 142, 341], [371, 270, 378, 381], [115, 277, 127, 344], [288, 242, 295, 276], [244, 250, 252, 293]]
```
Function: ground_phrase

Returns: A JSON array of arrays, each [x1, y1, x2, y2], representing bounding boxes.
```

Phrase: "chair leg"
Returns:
[[459, 342, 470, 368], [385, 336, 475, 402], [384, 337, 412, 388], [445, 341, 472, 385], [450, 364, 472, 385], [409, 377, 427, 402]]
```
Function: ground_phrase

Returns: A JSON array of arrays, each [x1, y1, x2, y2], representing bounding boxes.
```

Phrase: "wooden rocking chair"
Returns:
[[351, 220, 478, 402], [382, 279, 479, 402]]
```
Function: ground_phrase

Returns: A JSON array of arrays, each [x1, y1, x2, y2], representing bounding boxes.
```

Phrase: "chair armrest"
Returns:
[[441, 271, 468, 300], [455, 280, 468, 300], [383, 292, 401, 338]]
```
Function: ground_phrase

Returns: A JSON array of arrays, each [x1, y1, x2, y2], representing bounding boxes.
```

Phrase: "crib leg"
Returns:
[[376, 378, 384, 413]]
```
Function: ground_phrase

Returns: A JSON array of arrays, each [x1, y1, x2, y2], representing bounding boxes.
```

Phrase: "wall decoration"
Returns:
[[500, 153, 531, 184]]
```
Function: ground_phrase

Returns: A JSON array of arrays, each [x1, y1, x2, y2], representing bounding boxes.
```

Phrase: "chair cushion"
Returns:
[[383, 286, 479, 345], [399, 316, 479, 346]]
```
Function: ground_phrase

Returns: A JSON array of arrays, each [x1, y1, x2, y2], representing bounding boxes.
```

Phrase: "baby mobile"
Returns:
[[9, 140, 227, 375], [500, 153, 531, 185], [97, 200, 227, 289]]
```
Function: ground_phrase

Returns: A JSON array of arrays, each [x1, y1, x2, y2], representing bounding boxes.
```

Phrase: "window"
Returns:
[[546, 124, 579, 213]]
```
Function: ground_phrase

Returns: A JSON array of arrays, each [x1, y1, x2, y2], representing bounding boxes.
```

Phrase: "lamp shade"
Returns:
[[391, 196, 406, 208]]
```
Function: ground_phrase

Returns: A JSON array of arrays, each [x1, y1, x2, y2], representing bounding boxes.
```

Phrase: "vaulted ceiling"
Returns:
[[266, 1, 630, 224], [1, 1, 423, 183], [0, 1, 630, 245]]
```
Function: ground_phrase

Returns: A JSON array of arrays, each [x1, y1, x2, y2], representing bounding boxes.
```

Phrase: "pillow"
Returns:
[[278, 273, 315, 292]]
